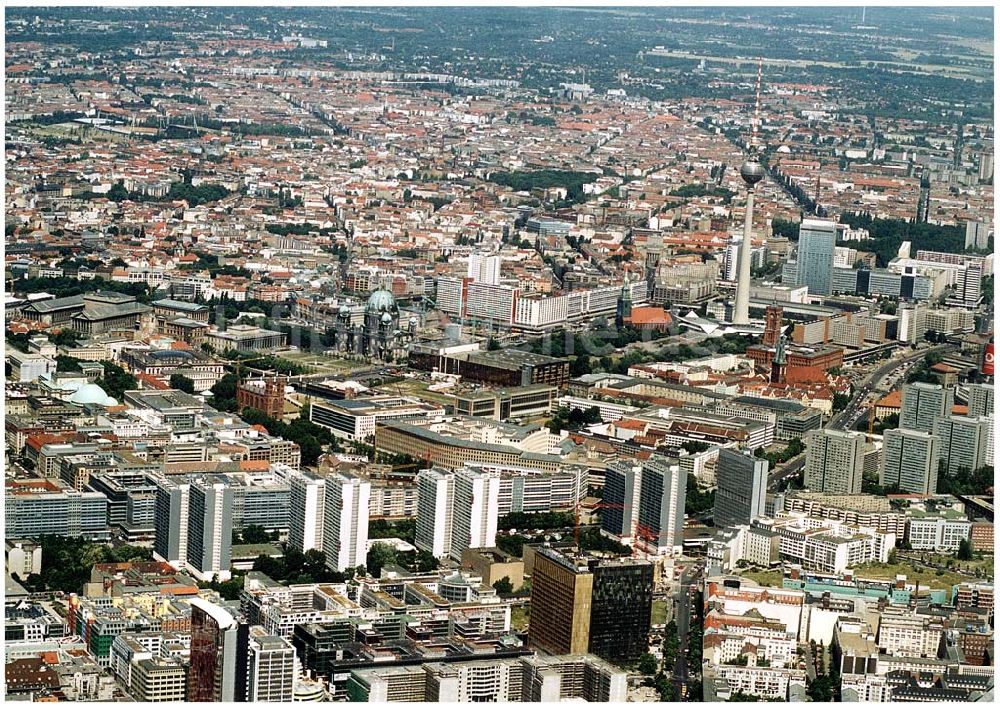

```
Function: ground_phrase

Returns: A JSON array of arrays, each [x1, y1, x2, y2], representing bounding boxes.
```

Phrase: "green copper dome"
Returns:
[[366, 286, 397, 314]]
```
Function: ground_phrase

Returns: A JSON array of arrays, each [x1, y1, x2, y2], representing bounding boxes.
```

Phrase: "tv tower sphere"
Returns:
[[740, 156, 766, 186]]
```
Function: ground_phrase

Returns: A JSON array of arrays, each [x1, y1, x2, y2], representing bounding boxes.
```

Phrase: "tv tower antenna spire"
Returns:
[[732, 57, 765, 327], [750, 57, 763, 153]]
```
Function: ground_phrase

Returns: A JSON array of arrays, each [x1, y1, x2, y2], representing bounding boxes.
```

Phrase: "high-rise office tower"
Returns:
[[528, 547, 653, 663], [450, 468, 500, 561], [636, 455, 686, 555], [187, 476, 234, 582], [795, 219, 838, 296], [803, 429, 866, 494], [714, 448, 769, 528], [288, 470, 326, 554], [247, 627, 296, 702], [933, 415, 992, 477], [966, 383, 994, 418], [415, 469, 454, 558], [601, 460, 642, 544], [467, 253, 501, 286], [881, 428, 940, 495], [187, 598, 250, 703], [900, 382, 954, 433], [153, 476, 189, 568], [322, 472, 370, 572]]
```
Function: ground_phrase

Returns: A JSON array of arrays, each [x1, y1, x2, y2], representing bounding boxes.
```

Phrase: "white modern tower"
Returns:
[[733, 59, 765, 326], [322, 472, 370, 571]]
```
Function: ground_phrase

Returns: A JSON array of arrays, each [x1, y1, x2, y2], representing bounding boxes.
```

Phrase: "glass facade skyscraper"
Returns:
[[796, 218, 837, 296]]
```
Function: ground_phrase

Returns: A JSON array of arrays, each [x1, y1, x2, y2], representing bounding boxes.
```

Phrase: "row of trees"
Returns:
[[498, 511, 576, 531], [366, 542, 438, 576], [15, 536, 151, 594], [546, 405, 603, 433], [240, 405, 340, 467], [754, 437, 805, 469]]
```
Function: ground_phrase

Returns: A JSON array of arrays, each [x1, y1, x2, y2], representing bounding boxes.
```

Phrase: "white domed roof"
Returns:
[[68, 383, 117, 407]]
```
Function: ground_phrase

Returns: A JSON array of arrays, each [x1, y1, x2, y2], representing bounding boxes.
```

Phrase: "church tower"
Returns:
[[770, 334, 787, 385], [616, 273, 633, 328]]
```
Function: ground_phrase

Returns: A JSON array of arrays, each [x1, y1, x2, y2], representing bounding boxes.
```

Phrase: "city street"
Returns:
[[829, 344, 949, 431], [671, 561, 703, 699]]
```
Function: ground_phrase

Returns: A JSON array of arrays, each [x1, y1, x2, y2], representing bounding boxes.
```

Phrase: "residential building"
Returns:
[[881, 429, 940, 495], [450, 468, 501, 562], [900, 382, 954, 434], [322, 472, 370, 571], [933, 415, 991, 476], [415, 469, 454, 558], [186, 477, 234, 582], [288, 470, 326, 554], [804, 429, 866, 495], [965, 383, 994, 418], [636, 455, 686, 555]]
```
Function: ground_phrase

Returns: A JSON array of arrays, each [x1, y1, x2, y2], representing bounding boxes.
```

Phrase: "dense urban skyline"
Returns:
[[4, 4, 995, 704]]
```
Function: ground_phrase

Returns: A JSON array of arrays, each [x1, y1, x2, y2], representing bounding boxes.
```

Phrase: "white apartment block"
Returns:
[[451, 468, 500, 561], [754, 514, 895, 574], [247, 629, 296, 702], [803, 429, 866, 495], [436, 277, 465, 317], [557, 395, 639, 422], [708, 665, 807, 700], [905, 515, 972, 551], [414, 467, 500, 561], [415, 469, 454, 558], [467, 253, 501, 286], [322, 473, 370, 571], [464, 281, 518, 325], [289, 470, 325, 553]]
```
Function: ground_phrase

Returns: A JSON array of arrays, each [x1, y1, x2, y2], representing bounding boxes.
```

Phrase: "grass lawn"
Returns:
[[742, 569, 783, 587], [915, 553, 994, 579], [511, 605, 530, 632], [651, 599, 669, 626], [854, 562, 967, 591], [383, 379, 454, 406]]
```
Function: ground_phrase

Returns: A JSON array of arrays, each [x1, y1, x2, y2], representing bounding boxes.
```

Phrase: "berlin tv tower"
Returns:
[[732, 58, 765, 326]]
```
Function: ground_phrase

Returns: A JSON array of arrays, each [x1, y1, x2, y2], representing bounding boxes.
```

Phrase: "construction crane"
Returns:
[[634, 522, 660, 555]]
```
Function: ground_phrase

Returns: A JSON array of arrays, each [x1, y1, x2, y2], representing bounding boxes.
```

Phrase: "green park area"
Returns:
[[854, 561, 972, 592], [742, 569, 783, 587], [651, 599, 669, 626], [511, 605, 530, 632]]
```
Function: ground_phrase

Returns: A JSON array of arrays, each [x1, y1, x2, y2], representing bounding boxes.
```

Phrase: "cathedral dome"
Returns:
[[366, 286, 397, 314], [69, 383, 117, 407]]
